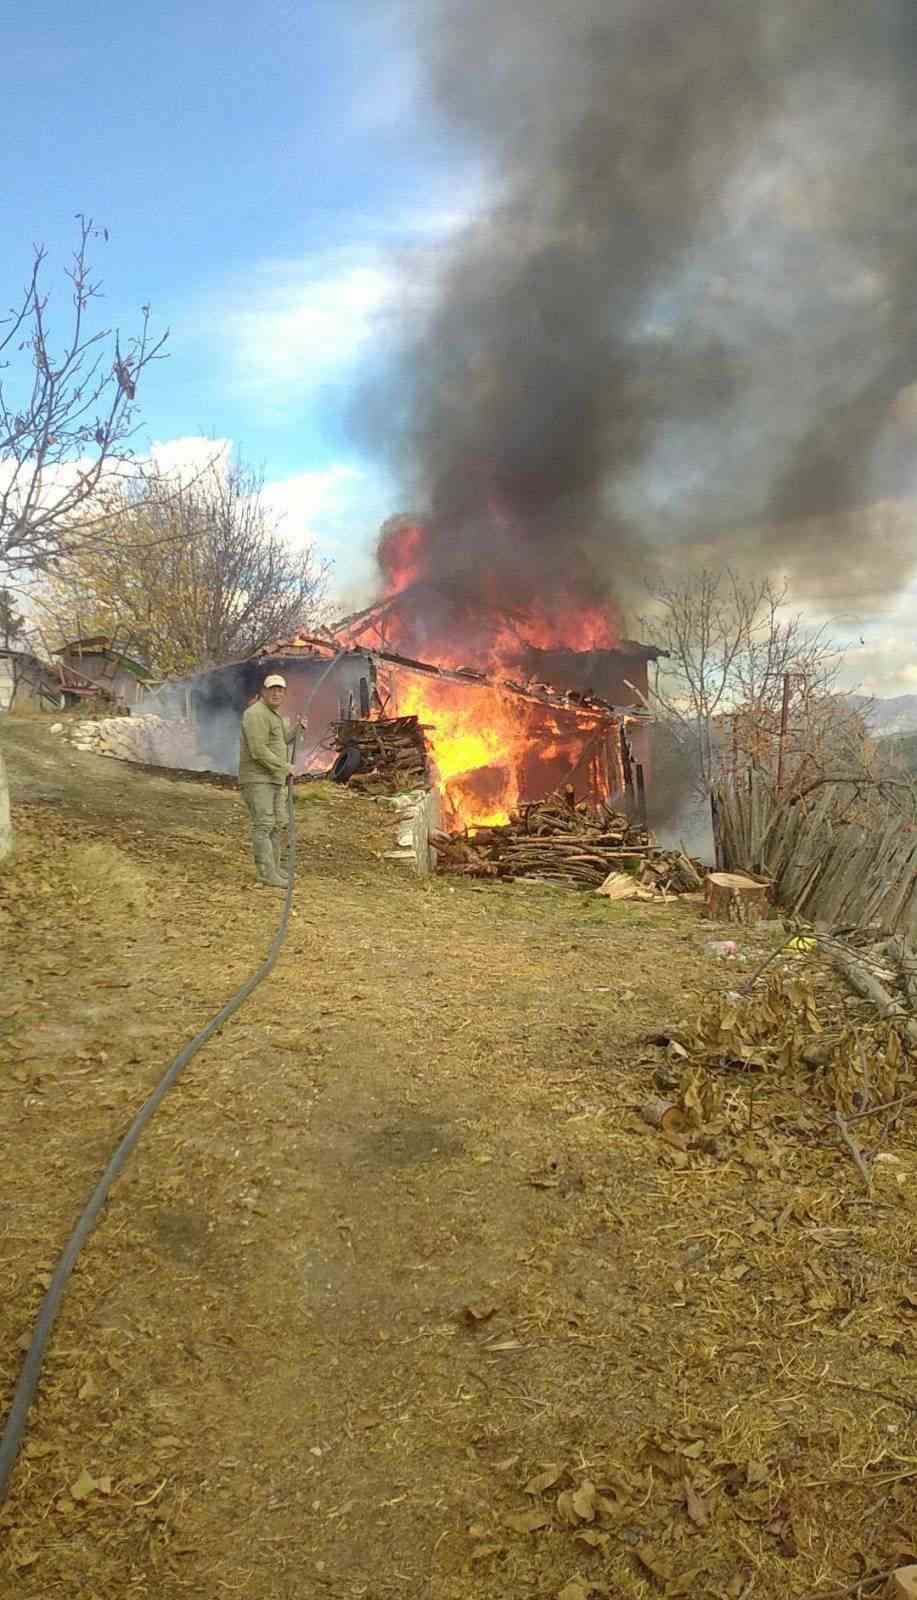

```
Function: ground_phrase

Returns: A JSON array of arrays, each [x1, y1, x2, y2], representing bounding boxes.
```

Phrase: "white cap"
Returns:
[[263, 673, 287, 689]]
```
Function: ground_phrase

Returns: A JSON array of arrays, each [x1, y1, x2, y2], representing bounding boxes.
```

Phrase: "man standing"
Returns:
[[239, 674, 305, 889]]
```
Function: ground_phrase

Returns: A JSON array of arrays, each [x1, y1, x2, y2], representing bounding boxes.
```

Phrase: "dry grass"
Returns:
[[1, 741, 916, 1599], [59, 840, 150, 911]]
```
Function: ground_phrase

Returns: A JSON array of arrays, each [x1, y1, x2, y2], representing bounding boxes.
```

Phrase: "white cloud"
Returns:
[[262, 458, 397, 603], [197, 196, 479, 413], [148, 435, 232, 480], [836, 625, 917, 700], [220, 252, 397, 403], [139, 435, 392, 595]]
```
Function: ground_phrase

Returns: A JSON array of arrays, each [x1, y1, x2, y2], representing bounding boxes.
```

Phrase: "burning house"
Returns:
[[114, 504, 661, 864], [183, 626, 651, 832]]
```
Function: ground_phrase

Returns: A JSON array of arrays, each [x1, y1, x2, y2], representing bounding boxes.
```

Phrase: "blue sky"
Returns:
[[3, 1, 917, 694], [2, 0, 475, 599]]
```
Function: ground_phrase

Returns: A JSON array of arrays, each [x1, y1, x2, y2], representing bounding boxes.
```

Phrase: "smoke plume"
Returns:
[[361, 0, 917, 627]]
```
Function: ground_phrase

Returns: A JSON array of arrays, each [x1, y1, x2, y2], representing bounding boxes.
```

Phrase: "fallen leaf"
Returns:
[[643, 1442, 682, 1479], [684, 1479, 709, 1527], [558, 1582, 593, 1600], [572, 1480, 598, 1522], [70, 1468, 96, 1502], [504, 1508, 550, 1534], [746, 1459, 769, 1486], [680, 1439, 705, 1460], [557, 1490, 579, 1525], [576, 1528, 610, 1549], [11, 1550, 40, 1570], [469, 1543, 503, 1561], [525, 1464, 563, 1495], [463, 1302, 498, 1326], [670, 1564, 706, 1597], [78, 1375, 99, 1402], [635, 1543, 673, 1586]]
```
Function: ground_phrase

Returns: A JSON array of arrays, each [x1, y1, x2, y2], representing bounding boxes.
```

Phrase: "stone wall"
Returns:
[[58, 714, 206, 770], [382, 788, 442, 875]]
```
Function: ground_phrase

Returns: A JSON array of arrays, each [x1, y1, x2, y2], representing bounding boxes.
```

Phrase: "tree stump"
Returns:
[[704, 871, 771, 925]]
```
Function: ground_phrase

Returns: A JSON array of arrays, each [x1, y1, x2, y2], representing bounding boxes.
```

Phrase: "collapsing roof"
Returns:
[[326, 584, 664, 664], [254, 628, 653, 724]]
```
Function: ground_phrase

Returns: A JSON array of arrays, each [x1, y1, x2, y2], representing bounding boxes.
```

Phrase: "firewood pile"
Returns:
[[434, 787, 706, 892], [332, 715, 430, 793]]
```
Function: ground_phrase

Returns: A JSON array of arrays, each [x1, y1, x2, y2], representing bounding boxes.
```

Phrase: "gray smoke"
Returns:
[[361, 0, 917, 619]]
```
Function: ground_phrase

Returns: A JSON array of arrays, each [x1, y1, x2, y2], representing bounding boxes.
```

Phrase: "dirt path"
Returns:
[[2, 718, 916, 1600]]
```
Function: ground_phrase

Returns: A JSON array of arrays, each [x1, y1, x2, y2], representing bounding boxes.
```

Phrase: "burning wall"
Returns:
[[115, 626, 641, 839], [377, 658, 629, 830]]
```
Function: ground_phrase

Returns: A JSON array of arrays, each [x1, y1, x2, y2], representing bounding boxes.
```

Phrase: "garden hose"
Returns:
[[0, 737, 301, 1506]]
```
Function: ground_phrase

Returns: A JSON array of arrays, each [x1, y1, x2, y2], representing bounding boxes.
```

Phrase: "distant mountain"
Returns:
[[849, 694, 917, 736]]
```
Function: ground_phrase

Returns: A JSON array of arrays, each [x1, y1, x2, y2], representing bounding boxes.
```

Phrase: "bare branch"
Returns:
[[0, 218, 168, 579]]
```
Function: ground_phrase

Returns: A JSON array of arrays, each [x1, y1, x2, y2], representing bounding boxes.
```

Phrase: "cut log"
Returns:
[[639, 1098, 687, 1136], [887, 1568, 917, 1600], [704, 871, 771, 925], [639, 1096, 689, 1152]]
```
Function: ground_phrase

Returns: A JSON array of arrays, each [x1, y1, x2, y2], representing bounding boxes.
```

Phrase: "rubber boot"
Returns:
[[273, 835, 290, 880], [254, 834, 288, 889]]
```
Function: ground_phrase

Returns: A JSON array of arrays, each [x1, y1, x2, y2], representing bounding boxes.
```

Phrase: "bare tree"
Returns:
[[35, 457, 331, 676], [638, 570, 863, 796], [0, 216, 167, 578], [0, 218, 165, 861]]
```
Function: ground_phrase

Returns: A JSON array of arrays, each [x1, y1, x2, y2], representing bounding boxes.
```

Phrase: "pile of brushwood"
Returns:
[[332, 716, 429, 794], [435, 786, 706, 891], [643, 927, 917, 1186]]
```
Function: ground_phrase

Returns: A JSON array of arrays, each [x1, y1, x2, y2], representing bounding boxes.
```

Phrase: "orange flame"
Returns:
[[366, 516, 622, 830], [385, 664, 615, 830]]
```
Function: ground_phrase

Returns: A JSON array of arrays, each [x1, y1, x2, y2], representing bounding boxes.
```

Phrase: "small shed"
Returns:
[[54, 638, 152, 707]]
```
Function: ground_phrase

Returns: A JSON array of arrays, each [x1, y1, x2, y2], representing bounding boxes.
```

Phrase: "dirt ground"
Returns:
[[1, 716, 916, 1600]]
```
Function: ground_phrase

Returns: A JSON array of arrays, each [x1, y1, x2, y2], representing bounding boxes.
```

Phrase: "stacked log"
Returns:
[[435, 787, 705, 892], [332, 715, 429, 792]]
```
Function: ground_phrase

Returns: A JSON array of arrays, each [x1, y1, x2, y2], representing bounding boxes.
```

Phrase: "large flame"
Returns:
[[376, 516, 619, 668], [364, 516, 622, 830], [383, 662, 616, 830]]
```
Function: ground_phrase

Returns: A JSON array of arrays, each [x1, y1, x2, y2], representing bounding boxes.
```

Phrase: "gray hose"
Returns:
[[0, 744, 300, 1506]]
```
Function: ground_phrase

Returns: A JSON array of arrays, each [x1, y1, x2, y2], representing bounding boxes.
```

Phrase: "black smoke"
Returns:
[[359, 0, 917, 621]]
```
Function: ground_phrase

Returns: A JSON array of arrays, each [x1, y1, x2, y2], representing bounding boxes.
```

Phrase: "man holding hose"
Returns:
[[239, 674, 306, 888]]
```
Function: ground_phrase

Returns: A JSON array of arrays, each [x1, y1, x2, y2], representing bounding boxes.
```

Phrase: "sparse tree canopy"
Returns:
[[36, 456, 331, 676], [0, 216, 167, 580], [639, 570, 884, 798]]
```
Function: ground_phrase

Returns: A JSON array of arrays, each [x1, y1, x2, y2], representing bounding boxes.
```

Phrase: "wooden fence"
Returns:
[[712, 772, 917, 940]]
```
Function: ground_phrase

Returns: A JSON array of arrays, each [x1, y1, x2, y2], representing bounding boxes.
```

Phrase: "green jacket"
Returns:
[[239, 699, 295, 785]]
